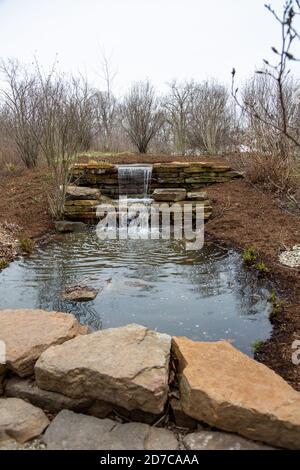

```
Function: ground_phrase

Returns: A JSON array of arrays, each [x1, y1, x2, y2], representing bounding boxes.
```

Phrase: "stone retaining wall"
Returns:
[[70, 161, 240, 197]]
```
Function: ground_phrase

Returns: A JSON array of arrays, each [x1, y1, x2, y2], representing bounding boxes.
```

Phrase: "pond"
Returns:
[[0, 228, 273, 356]]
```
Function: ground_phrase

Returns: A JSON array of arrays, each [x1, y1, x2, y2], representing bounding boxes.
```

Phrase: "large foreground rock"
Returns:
[[0, 309, 88, 377], [0, 398, 49, 444], [5, 377, 93, 414], [172, 338, 300, 450], [36, 325, 171, 414], [43, 410, 178, 450], [183, 431, 274, 450]]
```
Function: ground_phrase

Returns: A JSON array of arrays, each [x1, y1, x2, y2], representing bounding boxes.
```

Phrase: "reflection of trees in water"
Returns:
[[30, 242, 103, 330], [230, 261, 272, 318], [25, 231, 271, 332], [180, 249, 271, 318]]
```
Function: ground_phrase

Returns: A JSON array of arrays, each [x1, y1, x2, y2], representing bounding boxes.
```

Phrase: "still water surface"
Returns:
[[0, 229, 272, 355]]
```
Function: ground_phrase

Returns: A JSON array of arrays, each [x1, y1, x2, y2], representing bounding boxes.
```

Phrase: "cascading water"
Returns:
[[118, 165, 153, 201]]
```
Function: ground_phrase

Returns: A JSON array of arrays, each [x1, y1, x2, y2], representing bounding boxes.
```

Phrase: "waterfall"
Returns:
[[118, 165, 153, 201]]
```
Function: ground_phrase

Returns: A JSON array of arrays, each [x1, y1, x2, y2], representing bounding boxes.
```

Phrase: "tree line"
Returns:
[[0, 0, 299, 217]]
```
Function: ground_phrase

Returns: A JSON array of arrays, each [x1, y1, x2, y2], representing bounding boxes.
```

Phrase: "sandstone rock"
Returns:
[[60, 285, 98, 302], [5, 377, 93, 414], [172, 338, 300, 449], [0, 398, 49, 444], [152, 189, 187, 202], [186, 191, 208, 201], [0, 309, 88, 377], [183, 431, 274, 450], [54, 221, 87, 233], [36, 325, 171, 414], [66, 186, 101, 200], [43, 410, 178, 450]]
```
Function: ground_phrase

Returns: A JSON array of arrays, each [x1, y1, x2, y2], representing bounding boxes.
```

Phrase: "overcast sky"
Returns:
[[0, 0, 299, 94]]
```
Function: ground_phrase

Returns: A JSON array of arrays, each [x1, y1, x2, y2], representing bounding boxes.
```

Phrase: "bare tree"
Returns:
[[35, 68, 92, 218], [0, 59, 42, 168], [163, 80, 194, 155], [121, 81, 164, 154], [93, 53, 117, 151], [188, 80, 233, 154], [232, 0, 300, 159]]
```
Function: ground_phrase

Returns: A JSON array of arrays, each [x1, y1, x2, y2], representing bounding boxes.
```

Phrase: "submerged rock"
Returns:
[[35, 324, 171, 414], [43, 410, 178, 450], [54, 221, 87, 233], [172, 337, 300, 450], [60, 285, 98, 302], [0, 398, 49, 444], [0, 309, 88, 377]]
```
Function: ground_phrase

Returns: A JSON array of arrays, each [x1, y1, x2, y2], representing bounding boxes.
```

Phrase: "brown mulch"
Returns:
[[0, 167, 53, 241], [205, 179, 300, 390], [0, 157, 300, 389]]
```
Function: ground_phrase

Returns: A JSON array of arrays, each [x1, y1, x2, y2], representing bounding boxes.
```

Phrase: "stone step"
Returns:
[[43, 410, 179, 450]]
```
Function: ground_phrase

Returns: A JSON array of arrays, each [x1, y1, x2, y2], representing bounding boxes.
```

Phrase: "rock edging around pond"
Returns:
[[0, 309, 299, 450]]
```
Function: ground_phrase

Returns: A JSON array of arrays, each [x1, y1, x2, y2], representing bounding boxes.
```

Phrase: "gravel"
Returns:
[[279, 245, 300, 268]]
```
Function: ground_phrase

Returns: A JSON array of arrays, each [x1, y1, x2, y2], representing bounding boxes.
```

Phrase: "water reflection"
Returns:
[[0, 228, 272, 355]]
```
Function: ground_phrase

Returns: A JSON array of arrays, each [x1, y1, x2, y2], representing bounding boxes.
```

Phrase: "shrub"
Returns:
[[242, 247, 257, 265], [19, 236, 35, 255]]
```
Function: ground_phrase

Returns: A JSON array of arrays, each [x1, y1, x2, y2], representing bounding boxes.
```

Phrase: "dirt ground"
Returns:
[[0, 167, 53, 259], [0, 155, 300, 390]]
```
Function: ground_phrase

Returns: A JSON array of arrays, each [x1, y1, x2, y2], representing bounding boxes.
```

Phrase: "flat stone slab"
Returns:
[[0, 309, 88, 377], [0, 398, 49, 444], [60, 285, 98, 302], [36, 325, 171, 414], [152, 189, 187, 202], [183, 431, 274, 450], [43, 410, 178, 450], [66, 186, 101, 200], [5, 377, 93, 414], [172, 337, 300, 450], [186, 191, 208, 201]]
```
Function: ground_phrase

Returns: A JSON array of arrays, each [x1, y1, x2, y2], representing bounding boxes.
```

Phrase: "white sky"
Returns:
[[0, 0, 299, 94]]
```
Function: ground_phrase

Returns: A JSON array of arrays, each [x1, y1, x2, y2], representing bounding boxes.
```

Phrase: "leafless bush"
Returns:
[[34, 68, 93, 218], [121, 81, 164, 154], [0, 59, 42, 168], [232, 0, 300, 192]]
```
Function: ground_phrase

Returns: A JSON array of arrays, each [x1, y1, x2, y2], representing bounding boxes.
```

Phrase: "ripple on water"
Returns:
[[0, 228, 273, 356]]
